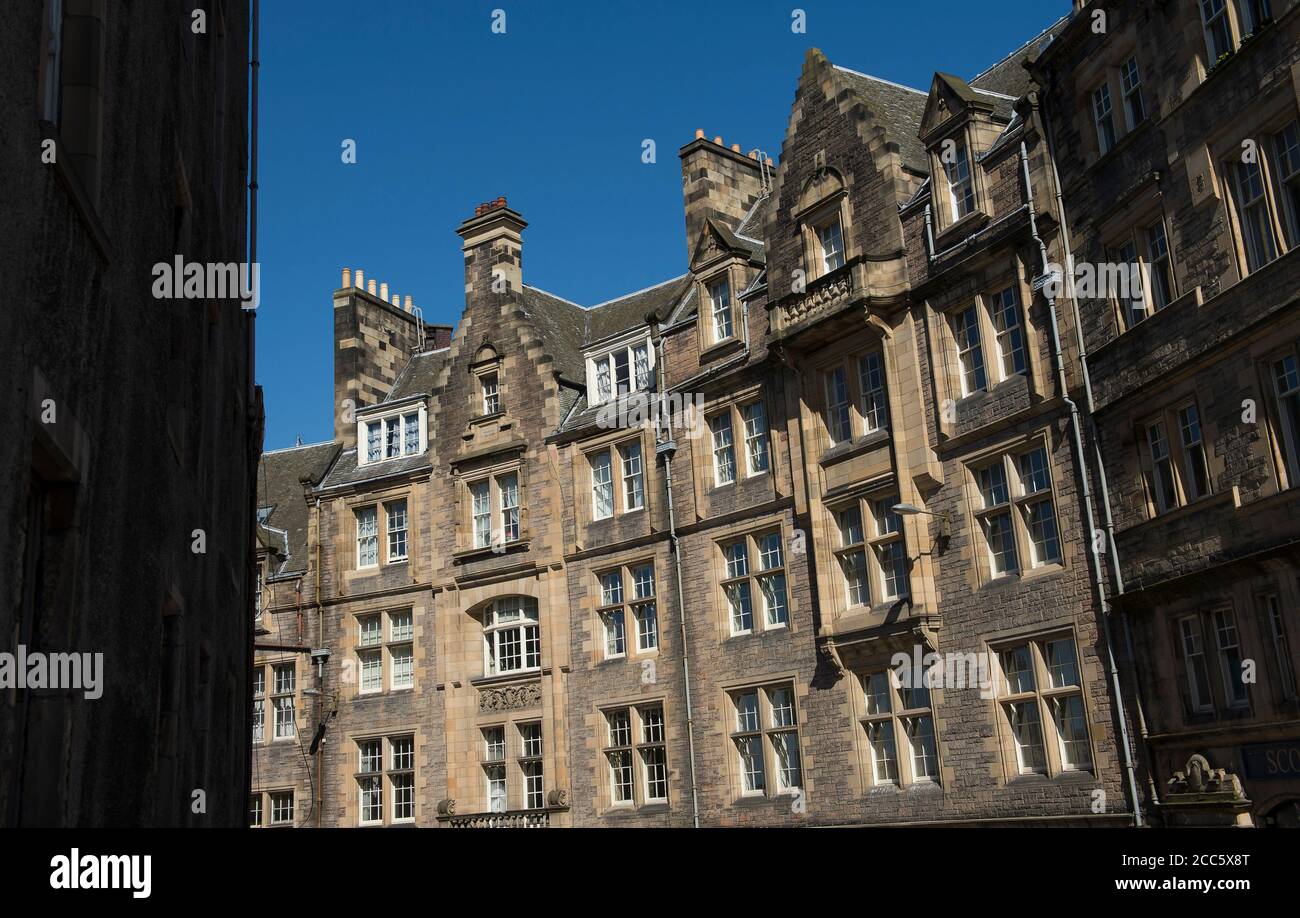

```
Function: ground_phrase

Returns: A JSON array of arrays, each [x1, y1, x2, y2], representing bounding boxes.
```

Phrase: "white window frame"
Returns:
[[272, 662, 296, 741], [709, 410, 736, 487], [356, 505, 379, 568], [708, 276, 734, 344], [1120, 56, 1145, 131], [859, 668, 940, 787], [602, 705, 667, 808], [467, 470, 523, 549], [1092, 82, 1116, 155], [357, 406, 426, 467], [994, 635, 1093, 776], [482, 597, 541, 677], [721, 529, 789, 636], [385, 499, 408, 563], [588, 338, 654, 404], [729, 684, 802, 798]]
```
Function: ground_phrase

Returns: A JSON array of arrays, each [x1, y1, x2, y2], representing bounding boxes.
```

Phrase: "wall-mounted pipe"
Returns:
[[1020, 140, 1143, 827]]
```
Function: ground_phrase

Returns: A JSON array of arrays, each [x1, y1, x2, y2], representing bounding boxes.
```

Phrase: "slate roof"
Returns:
[[734, 194, 769, 243], [316, 447, 431, 492], [969, 14, 1070, 99], [831, 66, 930, 174], [257, 441, 340, 578], [384, 347, 451, 403], [520, 274, 694, 385]]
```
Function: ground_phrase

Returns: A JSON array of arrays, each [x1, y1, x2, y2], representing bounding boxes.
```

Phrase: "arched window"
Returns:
[[482, 597, 541, 676]]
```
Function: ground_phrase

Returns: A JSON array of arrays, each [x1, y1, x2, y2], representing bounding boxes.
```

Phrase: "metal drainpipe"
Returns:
[[1019, 141, 1144, 827], [314, 496, 323, 827], [245, 0, 261, 831], [653, 330, 701, 828], [1037, 90, 1161, 809]]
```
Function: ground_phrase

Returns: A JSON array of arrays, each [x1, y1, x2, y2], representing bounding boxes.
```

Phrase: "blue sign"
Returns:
[[1242, 742, 1300, 780]]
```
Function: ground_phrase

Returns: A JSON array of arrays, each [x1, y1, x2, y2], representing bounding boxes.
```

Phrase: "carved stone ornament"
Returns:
[[478, 681, 543, 712], [546, 788, 568, 808], [1167, 753, 1245, 800], [786, 271, 853, 323], [437, 798, 457, 817]]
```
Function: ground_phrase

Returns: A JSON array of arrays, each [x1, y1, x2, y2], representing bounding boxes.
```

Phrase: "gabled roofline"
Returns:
[[831, 64, 926, 96]]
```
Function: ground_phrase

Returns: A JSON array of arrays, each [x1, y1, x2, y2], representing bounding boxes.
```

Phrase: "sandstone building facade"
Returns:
[[1035, 0, 1300, 826], [252, 2, 1299, 827]]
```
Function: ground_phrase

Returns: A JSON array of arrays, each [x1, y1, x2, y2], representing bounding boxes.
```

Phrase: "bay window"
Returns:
[[482, 597, 541, 676]]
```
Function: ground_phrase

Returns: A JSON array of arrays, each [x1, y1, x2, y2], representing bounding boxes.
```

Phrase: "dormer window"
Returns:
[[589, 339, 653, 403], [944, 137, 975, 221], [709, 277, 734, 344], [816, 217, 845, 273], [481, 372, 500, 415], [360, 408, 425, 465]]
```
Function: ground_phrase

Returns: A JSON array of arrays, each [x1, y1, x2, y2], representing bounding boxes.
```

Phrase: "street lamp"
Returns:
[[891, 502, 951, 552]]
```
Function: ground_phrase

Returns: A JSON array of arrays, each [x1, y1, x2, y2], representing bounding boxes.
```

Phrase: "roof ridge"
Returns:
[[586, 273, 691, 311], [523, 284, 585, 309], [969, 13, 1070, 85], [263, 439, 337, 456], [831, 64, 926, 96]]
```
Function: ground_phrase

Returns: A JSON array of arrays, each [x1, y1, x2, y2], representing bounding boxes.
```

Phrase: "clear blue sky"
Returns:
[[256, 0, 1067, 450]]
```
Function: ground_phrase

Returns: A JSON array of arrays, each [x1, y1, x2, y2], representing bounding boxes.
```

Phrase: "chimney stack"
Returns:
[[679, 132, 766, 260], [457, 197, 527, 306]]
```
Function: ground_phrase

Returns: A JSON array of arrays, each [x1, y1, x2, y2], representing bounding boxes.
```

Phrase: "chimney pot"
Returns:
[[392, 294, 400, 307], [748, 150, 758, 160], [731, 143, 741, 153], [355, 269, 365, 289], [380, 282, 389, 300], [342, 267, 352, 287], [713, 136, 723, 146], [367, 279, 377, 296], [404, 295, 413, 310], [495, 196, 507, 208], [695, 128, 705, 139]]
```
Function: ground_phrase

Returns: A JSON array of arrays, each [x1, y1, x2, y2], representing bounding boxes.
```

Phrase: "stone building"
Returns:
[[250, 8, 1185, 827], [1, 1, 255, 825], [1035, 0, 1300, 826]]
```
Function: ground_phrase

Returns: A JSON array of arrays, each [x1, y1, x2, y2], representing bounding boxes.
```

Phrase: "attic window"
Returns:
[[944, 136, 975, 221], [708, 278, 734, 344], [358, 408, 425, 466], [590, 340, 653, 403]]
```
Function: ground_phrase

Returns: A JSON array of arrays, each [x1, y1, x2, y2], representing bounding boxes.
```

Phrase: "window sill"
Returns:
[[1120, 487, 1234, 537], [934, 210, 989, 248], [820, 429, 890, 469], [470, 669, 546, 688], [700, 336, 746, 362], [981, 562, 1065, 591], [453, 539, 530, 563]]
